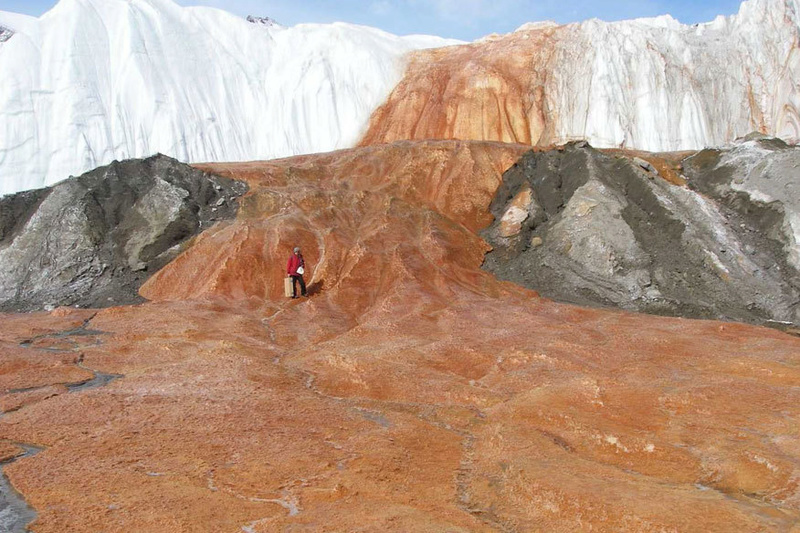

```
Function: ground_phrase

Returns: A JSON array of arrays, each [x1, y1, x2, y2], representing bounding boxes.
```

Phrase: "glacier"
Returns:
[[361, 0, 800, 154], [0, 0, 457, 195], [546, 0, 800, 151], [0, 0, 799, 195]]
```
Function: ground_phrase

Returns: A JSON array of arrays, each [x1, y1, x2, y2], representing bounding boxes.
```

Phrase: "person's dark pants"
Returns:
[[291, 275, 307, 297]]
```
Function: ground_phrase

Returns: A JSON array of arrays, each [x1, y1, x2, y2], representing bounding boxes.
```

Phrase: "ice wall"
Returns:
[[0, 0, 456, 194]]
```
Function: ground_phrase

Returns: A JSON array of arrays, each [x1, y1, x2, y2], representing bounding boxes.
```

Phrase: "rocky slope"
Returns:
[[482, 138, 800, 327], [0, 141, 799, 531], [2, 0, 799, 195], [0, 154, 247, 312], [684, 136, 800, 274], [361, 0, 800, 151]]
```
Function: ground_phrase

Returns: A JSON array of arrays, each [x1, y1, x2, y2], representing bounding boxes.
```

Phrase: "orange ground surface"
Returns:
[[360, 31, 554, 148], [1, 140, 799, 532]]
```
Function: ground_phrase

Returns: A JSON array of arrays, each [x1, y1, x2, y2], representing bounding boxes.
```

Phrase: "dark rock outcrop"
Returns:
[[246, 15, 281, 27], [0, 154, 247, 312], [482, 141, 800, 326]]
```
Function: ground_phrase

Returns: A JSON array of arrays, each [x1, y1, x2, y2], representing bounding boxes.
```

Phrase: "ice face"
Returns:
[[0, 0, 458, 195], [0, 0, 799, 195]]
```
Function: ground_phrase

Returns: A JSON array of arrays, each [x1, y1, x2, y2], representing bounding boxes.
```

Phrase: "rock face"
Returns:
[[246, 15, 281, 27], [482, 141, 800, 326], [361, 0, 800, 151], [1, 141, 799, 532], [684, 136, 800, 274], [0, 154, 247, 312]]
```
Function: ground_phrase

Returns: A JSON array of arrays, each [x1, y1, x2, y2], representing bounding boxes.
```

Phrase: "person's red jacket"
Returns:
[[287, 254, 305, 276]]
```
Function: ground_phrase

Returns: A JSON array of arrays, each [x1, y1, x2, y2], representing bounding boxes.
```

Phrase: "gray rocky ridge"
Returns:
[[246, 15, 281, 27], [0, 154, 247, 312], [482, 139, 800, 327], [0, 26, 13, 43]]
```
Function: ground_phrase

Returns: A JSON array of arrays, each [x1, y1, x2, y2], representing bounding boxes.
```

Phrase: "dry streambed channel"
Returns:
[[0, 317, 122, 532]]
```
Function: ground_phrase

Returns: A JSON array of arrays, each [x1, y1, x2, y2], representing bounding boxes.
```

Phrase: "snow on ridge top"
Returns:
[[736, 0, 800, 21], [508, 0, 795, 36], [626, 14, 681, 29], [515, 21, 560, 33], [286, 20, 462, 48], [691, 0, 800, 31], [0, 10, 38, 35], [0, 0, 457, 195]]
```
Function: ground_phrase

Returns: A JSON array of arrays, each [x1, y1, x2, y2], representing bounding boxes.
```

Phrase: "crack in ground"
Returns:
[[2, 315, 123, 531], [0, 443, 44, 533], [18, 315, 107, 350], [297, 366, 514, 531], [11, 319, 124, 396], [258, 305, 518, 531], [4, 356, 122, 396]]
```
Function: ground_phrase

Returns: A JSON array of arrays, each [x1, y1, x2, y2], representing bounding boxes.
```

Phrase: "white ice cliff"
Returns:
[[546, 0, 800, 151], [0, 0, 456, 195], [0, 0, 799, 195]]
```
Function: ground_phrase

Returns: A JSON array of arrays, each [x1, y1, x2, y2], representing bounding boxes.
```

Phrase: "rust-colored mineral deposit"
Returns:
[[1, 141, 799, 532]]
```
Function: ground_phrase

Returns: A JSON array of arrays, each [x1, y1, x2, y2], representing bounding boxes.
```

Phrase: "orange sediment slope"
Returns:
[[142, 140, 530, 310], [0, 141, 799, 531], [360, 30, 559, 148]]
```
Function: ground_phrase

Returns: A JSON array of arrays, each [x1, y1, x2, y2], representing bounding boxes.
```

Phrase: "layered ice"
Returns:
[[547, 0, 800, 151], [0, 0, 456, 195], [1, 0, 799, 195]]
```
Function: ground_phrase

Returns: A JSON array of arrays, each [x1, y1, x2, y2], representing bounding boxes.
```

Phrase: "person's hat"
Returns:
[[293, 247, 300, 253]]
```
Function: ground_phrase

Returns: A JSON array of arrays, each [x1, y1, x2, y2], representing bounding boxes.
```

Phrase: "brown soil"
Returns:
[[1, 141, 799, 531], [601, 148, 694, 186]]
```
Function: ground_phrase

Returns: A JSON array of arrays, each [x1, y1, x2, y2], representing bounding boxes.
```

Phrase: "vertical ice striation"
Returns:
[[548, 0, 800, 151], [0, 0, 799, 195], [362, 0, 800, 154], [0, 0, 457, 195]]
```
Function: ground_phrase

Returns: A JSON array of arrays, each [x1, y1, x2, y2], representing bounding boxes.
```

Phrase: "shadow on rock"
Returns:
[[482, 140, 800, 327], [0, 155, 248, 313]]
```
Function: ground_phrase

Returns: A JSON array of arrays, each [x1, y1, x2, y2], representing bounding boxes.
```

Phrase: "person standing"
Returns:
[[287, 247, 307, 298]]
